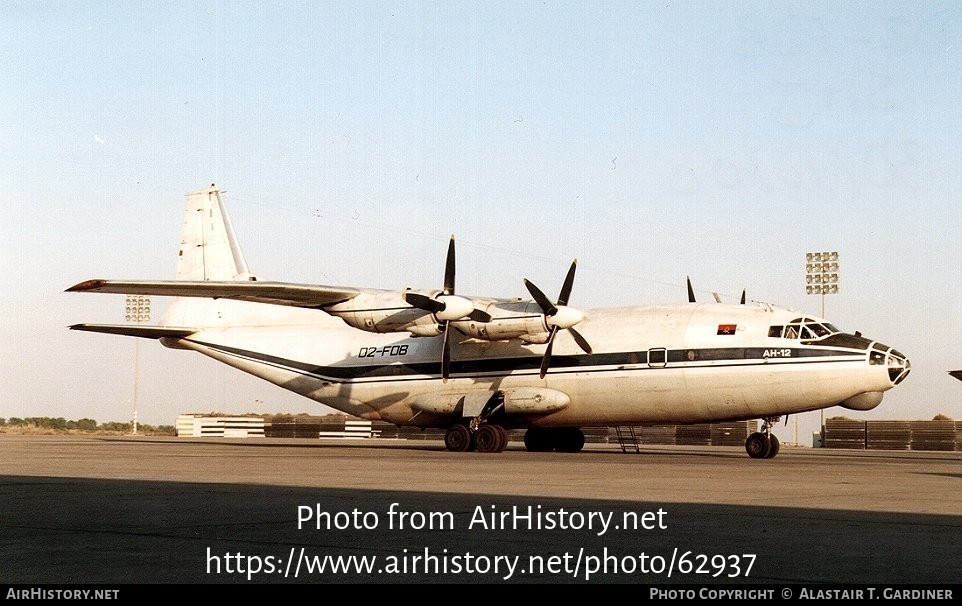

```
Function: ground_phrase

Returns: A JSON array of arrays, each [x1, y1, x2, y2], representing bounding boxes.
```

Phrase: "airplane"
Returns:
[[67, 185, 912, 458]]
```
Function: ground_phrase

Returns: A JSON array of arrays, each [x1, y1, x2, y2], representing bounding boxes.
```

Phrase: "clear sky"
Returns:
[[3, 2, 960, 444]]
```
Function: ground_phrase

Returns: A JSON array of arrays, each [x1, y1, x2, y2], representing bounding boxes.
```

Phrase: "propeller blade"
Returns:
[[524, 279, 558, 316], [740, 289, 746, 305], [528, 261, 591, 377], [441, 322, 451, 382], [404, 292, 445, 314], [443, 236, 455, 295], [569, 327, 592, 354], [557, 259, 577, 306], [687, 276, 696, 303], [421, 236, 491, 381], [539, 327, 558, 379]]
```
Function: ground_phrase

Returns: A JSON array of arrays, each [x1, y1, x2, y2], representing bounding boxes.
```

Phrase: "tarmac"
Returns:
[[1, 434, 959, 584]]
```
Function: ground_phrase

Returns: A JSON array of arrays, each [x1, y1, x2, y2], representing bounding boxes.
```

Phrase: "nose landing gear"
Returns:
[[745, 417, 781, 459]]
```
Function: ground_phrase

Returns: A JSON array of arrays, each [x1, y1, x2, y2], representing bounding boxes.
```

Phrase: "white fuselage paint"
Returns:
[[161, 297, 900, 429]]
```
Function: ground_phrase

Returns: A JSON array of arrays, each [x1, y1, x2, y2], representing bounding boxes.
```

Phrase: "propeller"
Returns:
[[403, 236, 491, 382], [524, 260, 592, 379]]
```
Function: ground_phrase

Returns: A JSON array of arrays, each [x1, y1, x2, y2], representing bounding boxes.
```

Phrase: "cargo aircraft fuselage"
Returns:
[[68, 186, 911, 458]]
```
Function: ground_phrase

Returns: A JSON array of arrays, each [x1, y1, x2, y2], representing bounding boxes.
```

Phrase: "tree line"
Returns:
[[0, 417, 175, 434]]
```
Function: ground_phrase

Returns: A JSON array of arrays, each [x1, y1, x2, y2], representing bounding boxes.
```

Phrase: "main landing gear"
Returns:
[[443, 423, 508, 453], [745, 417, 781, 459], [441, 392, 587, 454], [443, 425, 587, 454], [443, 392, 509, 453], [523, 428, 585, 453]]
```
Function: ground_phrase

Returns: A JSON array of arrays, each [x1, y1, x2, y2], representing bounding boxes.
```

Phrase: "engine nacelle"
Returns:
[[327, 293, 559, 344], [326, 291, 440, 335], [450, 301, 549, 342]]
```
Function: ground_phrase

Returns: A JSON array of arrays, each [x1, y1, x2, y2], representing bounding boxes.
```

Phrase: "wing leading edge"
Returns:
[[66, 279, 361, 309], [68, 324, 196, 339]]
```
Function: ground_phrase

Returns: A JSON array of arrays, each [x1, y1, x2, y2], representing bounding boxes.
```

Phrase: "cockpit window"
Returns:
[[770, 318, 840, 341], [817, 333, 873, 350]]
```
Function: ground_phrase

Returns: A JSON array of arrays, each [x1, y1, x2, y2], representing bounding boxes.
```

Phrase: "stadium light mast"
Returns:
[[805, 251, 839, 445], [125, 295, 151, 434], [805, 251, 839, 318]]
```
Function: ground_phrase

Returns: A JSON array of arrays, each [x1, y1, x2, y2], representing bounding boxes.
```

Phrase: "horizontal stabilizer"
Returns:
[[69, 324, 196, 339], [66, 279, 360, 309]]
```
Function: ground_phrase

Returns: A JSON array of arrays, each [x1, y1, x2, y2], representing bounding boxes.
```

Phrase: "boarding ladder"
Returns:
[[615, 426, 640, 453]]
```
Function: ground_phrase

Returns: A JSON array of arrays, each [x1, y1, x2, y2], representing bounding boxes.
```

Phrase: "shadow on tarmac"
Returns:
[[3, 475, 958, 584]]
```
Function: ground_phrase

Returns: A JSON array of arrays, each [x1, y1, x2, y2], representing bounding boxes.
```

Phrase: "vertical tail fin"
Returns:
[[175, 185, 254, 281]]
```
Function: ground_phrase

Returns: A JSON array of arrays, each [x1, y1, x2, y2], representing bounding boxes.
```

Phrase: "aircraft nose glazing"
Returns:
[[868, 341, 910, 386], [886, 349, 910, 385]]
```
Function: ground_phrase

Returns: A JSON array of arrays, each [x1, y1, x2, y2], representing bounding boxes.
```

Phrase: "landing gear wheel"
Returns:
[[765, 434, 780, 459], [475, 424, 507, 453], [444, 425, 472, 452], [556, 428, 586, 453], [524, 428, 553, 452], [524, 428, 585, 452], [745, 432, 772, 459], [492, 424, 507, 452]]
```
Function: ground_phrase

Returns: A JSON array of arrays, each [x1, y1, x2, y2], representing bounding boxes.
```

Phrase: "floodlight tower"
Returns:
[[805, 251, 839, 318], [125, 295, 151, 434], [805, 251, 839, 445]]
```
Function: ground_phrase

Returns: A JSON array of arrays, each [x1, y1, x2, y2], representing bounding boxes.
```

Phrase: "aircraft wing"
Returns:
[[68, 324, 197, 339], [66, 279, 361, 309]]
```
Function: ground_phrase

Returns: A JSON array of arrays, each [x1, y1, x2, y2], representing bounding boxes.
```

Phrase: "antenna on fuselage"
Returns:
[[690, 276, 747, 305]]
